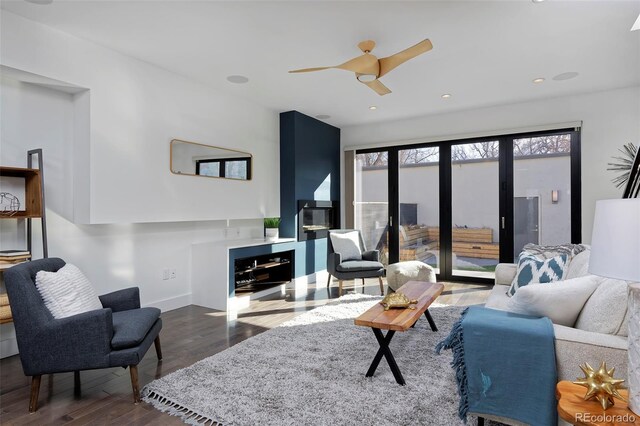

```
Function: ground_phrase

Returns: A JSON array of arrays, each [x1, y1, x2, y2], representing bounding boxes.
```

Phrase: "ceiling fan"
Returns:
[[289, 38, 433, 96]]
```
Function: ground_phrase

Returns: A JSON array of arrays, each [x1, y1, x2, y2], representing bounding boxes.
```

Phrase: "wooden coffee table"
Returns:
[[354, 280, 444, 385], [556, 381, 639, 425]]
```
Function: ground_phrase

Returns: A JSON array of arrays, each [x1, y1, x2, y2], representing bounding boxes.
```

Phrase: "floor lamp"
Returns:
[[588, 198, 640, 415]]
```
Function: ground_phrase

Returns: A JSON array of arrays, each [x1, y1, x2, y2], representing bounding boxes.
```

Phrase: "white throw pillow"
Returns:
[[565, 249, 590, 280], [574, 278, 629, 335], [330, 231, 362, 261], [36, 264, 103, 319], [508, 275, 602, 326]]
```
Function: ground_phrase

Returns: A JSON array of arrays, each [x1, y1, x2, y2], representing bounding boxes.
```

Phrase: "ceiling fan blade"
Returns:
[[289, 54, 378, 75], [378, 39, 433, 77], [361, 79, 392, 96], [335, 53, 379, 74], [289, 66, 332, 73]]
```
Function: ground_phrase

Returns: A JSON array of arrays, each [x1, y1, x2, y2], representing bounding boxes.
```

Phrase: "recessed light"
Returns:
[[226, 75, 249, 84], [532, 0, 545, 3], [369, 106, 377, 110], [552, 72, 579, 81], [441, 94, 452, 99], [532, 78, 545, 84], [315, 114, 331, 120], [24, 0, 53, 4]]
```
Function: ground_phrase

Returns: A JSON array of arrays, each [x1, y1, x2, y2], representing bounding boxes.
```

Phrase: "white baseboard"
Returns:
[[0, 323, 18, 359], [144, 293, 192, 312]]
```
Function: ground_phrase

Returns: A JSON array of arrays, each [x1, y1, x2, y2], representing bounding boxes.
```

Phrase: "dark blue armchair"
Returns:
[[4, 258, 163, 412], [327, 229, 385, 296]]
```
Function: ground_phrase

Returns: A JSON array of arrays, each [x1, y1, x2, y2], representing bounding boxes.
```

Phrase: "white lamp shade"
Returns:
[[588, 198, 640, 282]]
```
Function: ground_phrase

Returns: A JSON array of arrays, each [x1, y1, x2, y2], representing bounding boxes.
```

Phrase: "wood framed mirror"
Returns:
[[170, 139, 252, 181]]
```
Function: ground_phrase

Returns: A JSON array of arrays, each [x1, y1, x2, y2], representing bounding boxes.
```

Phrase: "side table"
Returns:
[[556, 381, 639, 425]]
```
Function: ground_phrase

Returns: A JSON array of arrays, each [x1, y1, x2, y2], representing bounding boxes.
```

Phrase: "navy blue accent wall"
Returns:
[[280, 112, 297, 238], [279, 110, 341, 276]]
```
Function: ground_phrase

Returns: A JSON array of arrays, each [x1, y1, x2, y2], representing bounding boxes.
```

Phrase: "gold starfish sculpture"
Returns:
[[573, 361, 627, 410]]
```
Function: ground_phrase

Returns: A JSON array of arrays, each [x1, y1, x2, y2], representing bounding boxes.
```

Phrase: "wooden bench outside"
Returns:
[[395, 226, 498, 262]]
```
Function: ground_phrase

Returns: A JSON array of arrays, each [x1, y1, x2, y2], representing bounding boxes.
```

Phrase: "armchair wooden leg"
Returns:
[[338, 280, 343, 297], [29, 375, 41, 413], [154, 336, 163, 361], [74, 371, 81, 397], [326, 274, 332, 287], [378, 276, 384, 296], [361, 278, 365, 288], [129, 365, 141, 404]]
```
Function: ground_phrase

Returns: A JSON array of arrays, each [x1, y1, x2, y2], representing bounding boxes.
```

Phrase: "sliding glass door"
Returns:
[[450, 141, 500, 279], [398, 147, 440, 273], [352, 128, 581, 283], [512, 132, 577, 260], [355, 151, 390, 266]]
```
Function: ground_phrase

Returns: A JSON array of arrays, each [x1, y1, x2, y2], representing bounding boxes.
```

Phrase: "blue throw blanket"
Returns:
[[436, 306, 557, 426]]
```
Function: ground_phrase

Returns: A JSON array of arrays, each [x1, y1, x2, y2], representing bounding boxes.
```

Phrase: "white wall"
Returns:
[[1, 11, 279, 225], [0, 12, 277, 357], [344, 86, 640, 243]]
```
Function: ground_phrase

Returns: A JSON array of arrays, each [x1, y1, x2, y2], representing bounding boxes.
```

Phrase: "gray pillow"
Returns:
[[574, 278, 628, 335], [616, 305, 630, 337], [330, 232, 362, 261], [565, 249, 590, 280]]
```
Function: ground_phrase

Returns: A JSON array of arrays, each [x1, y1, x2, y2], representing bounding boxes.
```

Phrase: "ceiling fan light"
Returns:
[[632, 14, 640, 31], [357, 74, 377, 83]]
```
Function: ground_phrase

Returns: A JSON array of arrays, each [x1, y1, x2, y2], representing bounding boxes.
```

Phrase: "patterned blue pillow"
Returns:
[[508, 254, 569, 297]]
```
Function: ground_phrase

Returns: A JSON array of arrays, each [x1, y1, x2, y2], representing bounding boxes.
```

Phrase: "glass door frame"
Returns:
[[353, 127, 581, 284], [500, 128, 582, 268]]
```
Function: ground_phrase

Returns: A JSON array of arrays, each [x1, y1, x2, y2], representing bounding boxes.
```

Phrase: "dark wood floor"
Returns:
[[0, 280, 490, 425]]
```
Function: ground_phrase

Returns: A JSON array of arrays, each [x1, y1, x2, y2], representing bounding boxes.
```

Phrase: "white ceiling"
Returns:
[[2, 0, 639, 127]]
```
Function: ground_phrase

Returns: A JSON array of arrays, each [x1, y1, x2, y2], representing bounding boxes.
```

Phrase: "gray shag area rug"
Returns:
[[142, 294, 475, 426]]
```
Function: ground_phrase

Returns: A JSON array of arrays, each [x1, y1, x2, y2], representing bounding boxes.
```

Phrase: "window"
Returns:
[[196, 157, 251, 180]]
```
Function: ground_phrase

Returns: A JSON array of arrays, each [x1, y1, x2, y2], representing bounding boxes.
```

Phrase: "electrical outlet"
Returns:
[[170, 268, 176, 279], [162, 269, 170, 280]]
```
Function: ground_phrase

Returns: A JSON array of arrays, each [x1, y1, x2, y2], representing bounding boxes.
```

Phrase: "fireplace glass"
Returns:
[[298, 200, 338, 241]]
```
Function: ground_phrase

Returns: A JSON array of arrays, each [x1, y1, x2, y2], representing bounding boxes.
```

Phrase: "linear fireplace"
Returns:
[[298, 200, 339, 241]]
